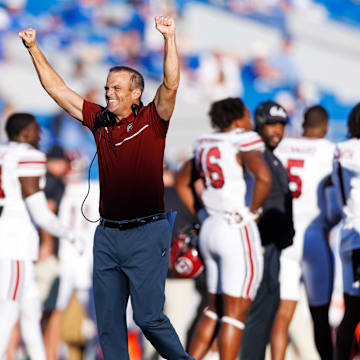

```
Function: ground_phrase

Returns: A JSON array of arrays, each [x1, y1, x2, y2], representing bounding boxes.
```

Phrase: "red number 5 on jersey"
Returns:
[[199, 147, 225, 189], [286, 159, 304, 198]]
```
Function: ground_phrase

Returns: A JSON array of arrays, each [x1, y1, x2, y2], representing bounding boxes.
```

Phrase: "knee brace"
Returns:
[[204, 309, 219, 321], [221, 316, 245, 330]]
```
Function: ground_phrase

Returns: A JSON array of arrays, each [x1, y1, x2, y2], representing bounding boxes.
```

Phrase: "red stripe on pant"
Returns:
[[244, 225, 255, 298], [12, 261, 20, 301]]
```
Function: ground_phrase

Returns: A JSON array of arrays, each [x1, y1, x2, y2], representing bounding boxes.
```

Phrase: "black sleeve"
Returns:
[[258, 199, 294, 250], [258, 153, 295, 250], [352, 249, 360, 283], [44, 172, 65, 210], [189, 158, 205, 213]]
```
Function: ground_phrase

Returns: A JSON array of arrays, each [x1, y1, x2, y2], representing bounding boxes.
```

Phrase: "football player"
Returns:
[[44, 155, 99, 360], [272, 105, 336, 359], [332, 103, 360, 360], [176, 97, 271, 360], [0, 113, 83, 359]]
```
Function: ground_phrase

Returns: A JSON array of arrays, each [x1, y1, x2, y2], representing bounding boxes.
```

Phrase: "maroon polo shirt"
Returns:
[[82, 100, 169, 221]]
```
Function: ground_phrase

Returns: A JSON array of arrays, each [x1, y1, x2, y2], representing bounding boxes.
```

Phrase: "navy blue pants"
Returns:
[[93, 217, 192, 360]]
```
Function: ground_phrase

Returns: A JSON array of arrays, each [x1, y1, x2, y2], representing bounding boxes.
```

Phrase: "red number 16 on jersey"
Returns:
[[199, 147, 225, 189]]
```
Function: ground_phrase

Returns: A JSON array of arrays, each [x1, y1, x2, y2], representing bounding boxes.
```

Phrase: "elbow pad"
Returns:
[[25, 191, 74, 242]]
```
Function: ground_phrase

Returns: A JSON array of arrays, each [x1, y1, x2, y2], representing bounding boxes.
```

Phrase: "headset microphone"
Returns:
[[95, 107, 115, 128], [131, 101, 143, 118]]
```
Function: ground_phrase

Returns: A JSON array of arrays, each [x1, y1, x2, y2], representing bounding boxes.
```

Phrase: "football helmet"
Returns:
[[170, 224, 204, 279]]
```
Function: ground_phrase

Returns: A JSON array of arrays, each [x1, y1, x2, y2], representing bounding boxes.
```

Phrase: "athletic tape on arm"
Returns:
[[25, 191, 75, 242]]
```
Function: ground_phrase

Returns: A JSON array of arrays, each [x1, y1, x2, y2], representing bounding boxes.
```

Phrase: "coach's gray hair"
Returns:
[[109, 66, 144, 96]]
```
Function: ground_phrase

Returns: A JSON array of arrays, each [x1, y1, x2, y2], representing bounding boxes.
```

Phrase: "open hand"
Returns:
[[18, 28, 37, 48], [155, 16, 175, 37]]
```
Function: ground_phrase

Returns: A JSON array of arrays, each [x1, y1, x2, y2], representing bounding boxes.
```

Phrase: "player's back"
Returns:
[[332, 138, 360, 242], [58, 180, 100, 259], [275, 137, 335, 226], [0, 142, 46, 260], [194, 128, 263, 215]]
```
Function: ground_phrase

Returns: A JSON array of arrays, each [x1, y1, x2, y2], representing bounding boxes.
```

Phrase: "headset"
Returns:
[[94, 102, 143, 129], [81, 102, 143, 223]]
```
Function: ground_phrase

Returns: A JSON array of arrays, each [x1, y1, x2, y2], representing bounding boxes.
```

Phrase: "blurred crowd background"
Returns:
[[0, 0, 360, 166], [1, 0, 360, 359]]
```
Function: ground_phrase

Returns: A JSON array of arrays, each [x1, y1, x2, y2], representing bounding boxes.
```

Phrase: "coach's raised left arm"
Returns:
[[19, 29, 84, 122], [153, 16, 180, 121]]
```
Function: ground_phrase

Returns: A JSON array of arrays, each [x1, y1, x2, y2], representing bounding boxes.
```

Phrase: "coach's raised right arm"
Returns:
[[19, 28, 84, 122]]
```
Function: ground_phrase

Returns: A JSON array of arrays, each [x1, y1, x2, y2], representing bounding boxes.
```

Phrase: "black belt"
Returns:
[[101, 213, 167, 230]]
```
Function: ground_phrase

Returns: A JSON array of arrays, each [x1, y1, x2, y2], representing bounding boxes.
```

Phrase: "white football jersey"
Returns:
[[58, 181, 100, 261], [275, 137, 335, 226], [194, 128, 264, 215], [0, 142, 46, 260], [332, 139, 360, 251]]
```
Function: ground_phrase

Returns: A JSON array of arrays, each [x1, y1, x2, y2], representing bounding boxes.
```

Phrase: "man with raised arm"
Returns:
[[20, 16, 194, 360]]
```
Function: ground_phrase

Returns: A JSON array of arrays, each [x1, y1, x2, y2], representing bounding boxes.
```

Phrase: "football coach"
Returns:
[[20, 16, 194, 360]]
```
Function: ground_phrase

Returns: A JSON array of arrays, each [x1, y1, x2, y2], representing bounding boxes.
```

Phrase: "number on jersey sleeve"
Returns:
[[198, 147, 225, 189], [286, 159, 304, 198]]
